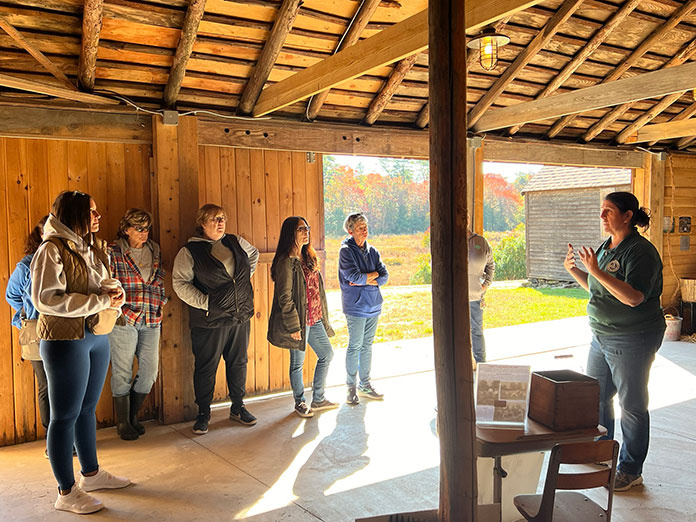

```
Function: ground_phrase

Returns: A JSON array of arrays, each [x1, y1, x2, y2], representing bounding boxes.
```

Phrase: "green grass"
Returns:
[[324, 234, 428, 290], [483, 287, 590, 329], [326, 286, 589, 348]]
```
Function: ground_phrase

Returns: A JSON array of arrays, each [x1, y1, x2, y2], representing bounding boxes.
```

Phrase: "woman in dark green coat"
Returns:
[[268, 216, 337, 418]]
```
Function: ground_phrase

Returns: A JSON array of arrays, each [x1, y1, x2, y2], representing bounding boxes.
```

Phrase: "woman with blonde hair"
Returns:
[[108, 208, 166, 440], [173, 203, 259, 434]]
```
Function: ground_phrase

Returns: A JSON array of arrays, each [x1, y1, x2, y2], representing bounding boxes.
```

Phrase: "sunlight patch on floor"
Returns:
[[649, 351, 696, 411], [235, 412, 338, 519]]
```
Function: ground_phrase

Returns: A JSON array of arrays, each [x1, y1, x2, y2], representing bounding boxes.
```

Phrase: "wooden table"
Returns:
[[476, 419, 607, 522]]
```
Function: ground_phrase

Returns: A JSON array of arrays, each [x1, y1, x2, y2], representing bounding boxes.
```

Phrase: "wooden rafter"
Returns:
[[547, 0, 696, 139], [648, 102, 696, 146], [163, 0, 207, 108], [583, 36, 696, 143], [237, 0, 302, 115], [77, 0, 103, 92], [415, 101, 429, 129], [253, 9, 428, 117], [0, 15, 77, 92], [472, 61, 696, 133], [625, 118, 696, 144], [507, 0, 640, 136], [616, 92, 691, 144], [467, 0, 585, 129], [256, 0, 547, 119], [305, 0, 381, 120], [363, 53, 418, 125], [0, 72, 118, 105], [677, 135, 696, 149]]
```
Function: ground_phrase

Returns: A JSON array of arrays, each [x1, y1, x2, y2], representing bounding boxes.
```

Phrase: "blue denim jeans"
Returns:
[[587, 329, 664, 476], [289, 320, 334, 405], [109, 322, 161, 397], [40, 332, 110, 491], [469, 300, 486, 363], [345, 314, 380, 388]]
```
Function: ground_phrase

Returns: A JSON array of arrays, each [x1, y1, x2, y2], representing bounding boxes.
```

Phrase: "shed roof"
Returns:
[[521, 165, 631, 192]]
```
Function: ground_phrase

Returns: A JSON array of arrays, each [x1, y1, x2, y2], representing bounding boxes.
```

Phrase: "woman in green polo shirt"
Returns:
[[563, 191, 665, 493]]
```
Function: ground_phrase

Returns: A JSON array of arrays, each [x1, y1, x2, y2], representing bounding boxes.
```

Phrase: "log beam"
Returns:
[[467, 0, 585, 128], [415, 102, 430, 129], [253, 9, 428, 117], [625, 118, 696, 144], [163, 0, 207, 108], [237, 0, 302, 115], [363, 53, 418, 125], [0, 15, 76, 91], [0, 72, 119, 105], [473, 61, 696, 133], [78, 0, 103, 92], [547, 0, 696, 138], [508, 0, 640, 136], [649, 102, 696, 146], [306, 0, 381, 120], [583, 36, 696, 143]]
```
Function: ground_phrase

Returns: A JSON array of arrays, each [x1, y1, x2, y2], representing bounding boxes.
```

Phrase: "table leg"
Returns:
[[492, 456, 508, 522]]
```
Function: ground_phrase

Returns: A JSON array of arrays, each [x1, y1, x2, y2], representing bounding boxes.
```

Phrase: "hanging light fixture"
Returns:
[[466, 28, 510, 71]]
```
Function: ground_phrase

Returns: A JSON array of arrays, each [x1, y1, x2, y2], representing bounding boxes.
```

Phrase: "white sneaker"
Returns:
[[54, 485, 104, 514], [79, 468, 130, 492]]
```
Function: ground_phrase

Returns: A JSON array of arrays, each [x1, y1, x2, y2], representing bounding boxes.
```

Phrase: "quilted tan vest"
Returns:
[[37, 237, 110, 341]]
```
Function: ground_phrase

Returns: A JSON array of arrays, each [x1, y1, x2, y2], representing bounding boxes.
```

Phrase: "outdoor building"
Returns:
[[523, 166, 631, 283]]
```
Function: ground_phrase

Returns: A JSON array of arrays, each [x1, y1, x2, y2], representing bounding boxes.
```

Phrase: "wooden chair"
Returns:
[[513, 439, 619, 522]]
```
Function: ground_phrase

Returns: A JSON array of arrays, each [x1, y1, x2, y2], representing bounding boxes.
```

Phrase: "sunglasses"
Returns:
[[133, 225, 150, 233], [209, 216, 227, 224], [297, 225, 311, 232]]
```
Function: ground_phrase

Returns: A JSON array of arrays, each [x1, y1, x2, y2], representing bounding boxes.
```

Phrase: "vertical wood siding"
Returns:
[[0, 136, 326, 445], [526, 185, 631, 282], [662, 154, 696, 307], [0, 138, 152, 446]]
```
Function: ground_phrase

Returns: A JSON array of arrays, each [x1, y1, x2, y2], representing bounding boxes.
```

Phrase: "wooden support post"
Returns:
[[633, 152, 664, 257], [153, 114, 199, 424], [430, 0, 477, 520]]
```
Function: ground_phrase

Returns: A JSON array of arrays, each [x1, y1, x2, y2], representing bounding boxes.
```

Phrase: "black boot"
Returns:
[[114, 395, 139, 441], [129, 391, 148, 436]]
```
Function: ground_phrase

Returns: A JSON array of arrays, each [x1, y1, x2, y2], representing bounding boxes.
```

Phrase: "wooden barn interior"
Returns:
[[1, 0, 696, 520]]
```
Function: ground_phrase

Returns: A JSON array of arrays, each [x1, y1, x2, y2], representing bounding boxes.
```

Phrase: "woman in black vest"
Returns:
[[173, 204, 259, 435]]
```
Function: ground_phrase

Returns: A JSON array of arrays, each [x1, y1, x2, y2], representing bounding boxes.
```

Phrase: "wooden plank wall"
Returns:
[[197, 146, 324, 403], [661, 154, 696, 307], [0, 137, 152, 446], [0, 133, 327, 445], [526, 185, 630, 282]]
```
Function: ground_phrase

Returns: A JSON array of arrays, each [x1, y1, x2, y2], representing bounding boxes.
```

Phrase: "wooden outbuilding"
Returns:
[[2, 0, 696, 519], [523, 165, 631, 282]]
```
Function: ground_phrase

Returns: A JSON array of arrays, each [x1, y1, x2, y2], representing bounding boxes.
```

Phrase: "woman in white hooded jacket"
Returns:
[[31, 191, 130, 514]]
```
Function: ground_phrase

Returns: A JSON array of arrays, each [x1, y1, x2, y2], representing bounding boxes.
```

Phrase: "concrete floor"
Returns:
[[1, 317, 696, 521]]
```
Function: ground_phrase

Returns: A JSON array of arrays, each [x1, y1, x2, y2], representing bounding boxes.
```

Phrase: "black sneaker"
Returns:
[[310, 399, 338, 412], [358, 384, 384, 400], [192, 413, 210, 434], [294, 402, 314, 418], [230, 405, 257, 426], [346, 386, 359, 405]]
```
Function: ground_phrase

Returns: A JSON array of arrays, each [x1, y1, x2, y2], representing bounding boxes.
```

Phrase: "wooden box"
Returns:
[[528, 370, 599, 431]]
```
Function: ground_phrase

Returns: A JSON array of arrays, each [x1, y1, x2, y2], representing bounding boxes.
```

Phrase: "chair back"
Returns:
[[535, 439, 619, 522]]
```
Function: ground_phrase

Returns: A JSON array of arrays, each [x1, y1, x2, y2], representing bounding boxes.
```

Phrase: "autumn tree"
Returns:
[[484, 173, 524, 231]]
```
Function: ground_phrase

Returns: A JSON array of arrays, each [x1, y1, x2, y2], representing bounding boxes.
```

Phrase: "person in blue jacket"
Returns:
[[338, 213, 389, 405], [6, 216, 50, 439]]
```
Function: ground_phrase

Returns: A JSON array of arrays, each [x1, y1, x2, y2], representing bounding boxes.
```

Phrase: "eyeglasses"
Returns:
[[133, 225, 150, 233], [209, 216, 227, 224], [297, 226, 311, 232]]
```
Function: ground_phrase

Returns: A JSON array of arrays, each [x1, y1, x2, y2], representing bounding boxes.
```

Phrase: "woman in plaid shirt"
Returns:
[[108, 208, 166, 441]]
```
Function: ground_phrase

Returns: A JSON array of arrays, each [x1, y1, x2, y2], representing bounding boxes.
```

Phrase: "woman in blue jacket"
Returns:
[[6, 216, 50, 438], [338, 213, 388, 405]]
